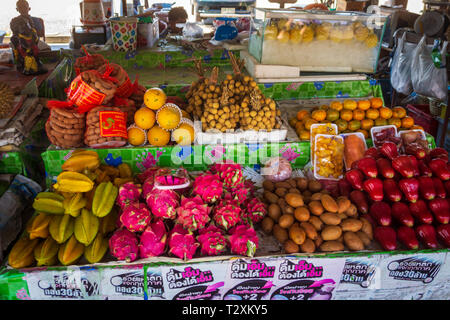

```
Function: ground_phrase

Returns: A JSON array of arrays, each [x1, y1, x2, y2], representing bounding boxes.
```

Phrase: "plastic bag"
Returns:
[[390, 33, 415, 95], [410, 36, 448, 102], [182, 22, 204, 39], [262, 157, 292, 182]]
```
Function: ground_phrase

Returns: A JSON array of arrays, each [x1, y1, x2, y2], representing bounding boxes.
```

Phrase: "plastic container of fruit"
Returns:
[[313, 134, 344, 181], [398, 129, 429, 151], [194, 117, 288, 145], [340, 132, 367, 170], [370, 125, 397, 147], [153, 168, 191, 191], [310, 123, 338, 163]]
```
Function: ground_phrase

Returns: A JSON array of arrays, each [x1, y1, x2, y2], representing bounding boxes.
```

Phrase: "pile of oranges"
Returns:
[[290, 98, 423, 141], [127, 88, 195, 147]]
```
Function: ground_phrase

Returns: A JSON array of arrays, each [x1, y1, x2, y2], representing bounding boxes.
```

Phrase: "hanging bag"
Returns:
[[390, 33, 415, 95]]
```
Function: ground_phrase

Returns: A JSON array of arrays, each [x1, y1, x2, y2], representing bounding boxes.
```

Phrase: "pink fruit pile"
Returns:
[[339, 144, 450, 251], [109, 161, 267, 262]]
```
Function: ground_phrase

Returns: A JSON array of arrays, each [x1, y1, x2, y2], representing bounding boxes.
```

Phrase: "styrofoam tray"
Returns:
[[310, 123, 338, 164], [313, 134, 344, 181], [370, 125, 397, 147], [398, 129, 428, 151], [340, 132, 368, 171], [194, 117, 288, 145]]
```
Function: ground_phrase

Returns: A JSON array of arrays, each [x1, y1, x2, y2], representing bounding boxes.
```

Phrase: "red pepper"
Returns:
[[383, 179, 402, 202], [417, 176, 436, 200], [391, 202, 414, 227], [418, 160, 432, 177], [409, 200, 434, 224], [345, 169, 364, 191], [364, 147, 382, 159], [376, 158, 395, 179], [363, 178, 384, 202], [407, 155, 420, 177], [429, 147, 449, 160], [428, 198, 450, 224], [350, 190, 369, 214], [429, 158, 450, 181], [338, 178, 352, 198], [415, 224, 439, 249], [374, 226, 397, 251], [398, 178, 419, 203], [357, 157, 378, 178], [380, 142, 399, 160], [397, 226, 419, 249], [369, 201, 392, 226], [392, 156, 415, 178], [436, 224, 450, 248], [405, 144, 427, 160], [432, 177, 446, 198]]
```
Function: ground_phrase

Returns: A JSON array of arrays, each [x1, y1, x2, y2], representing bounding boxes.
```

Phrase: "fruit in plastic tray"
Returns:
[[373, 127, 400, 148], [315, 136, 344, 179]]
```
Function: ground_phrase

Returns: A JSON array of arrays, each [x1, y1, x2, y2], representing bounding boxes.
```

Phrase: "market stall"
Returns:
[[0, 1, 449, 301]]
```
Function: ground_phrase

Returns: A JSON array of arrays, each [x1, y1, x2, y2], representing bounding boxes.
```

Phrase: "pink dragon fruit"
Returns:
[[229, 186, 250, 204], [192, 173, 223, 203], [243, 198, 267, 224], [210, 161, 244, 188], [142, 176, 156, 199], [120, 202, 151, 233], [176, 196, 211, 232], [137, 166, 159, 184], [213, 199, 242, 231], [197, 225, 227, 256], [154, 168, 190, 187], [243, 180, 256, 196], [109, 228, 139, 262], [146, 188, 180, 219], [168, 224, 199, 260], [117, 182, 142, 209], [227, 225, 259, 257], [139, 219, 167, 258]]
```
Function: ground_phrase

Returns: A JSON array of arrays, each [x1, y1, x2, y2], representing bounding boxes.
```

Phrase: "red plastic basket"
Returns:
[[405, 104, 438, 138]]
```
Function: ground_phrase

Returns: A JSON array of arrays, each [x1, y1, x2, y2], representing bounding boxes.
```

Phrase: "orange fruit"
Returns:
[[361, 119, 374, 131], [343, 99, 358, 111], [144, 88, 167, 110], [366, 108, 380, 120], [318, 104, 329, 111], [388, 117, 402, 129], [127, 127, 146, 146], [357, 100, 371, 111], [172, 122, 195, 145], [348, 120, 361, 131], [379, 107, 393, 119], [299, 130, 310, 141], [392, 106, 407, 118], [370, 97, 383, 109], [326, 109, 340, 122], [312, 109, 327, 122], [289, 118, 298, 128], [304, 118, 318, 130], [401, 116, 414, 129], [340, 109, 353, 122], [329, 101, 343, 111], [296, 110, 310, 121], [335, 119, 348, 132], [295, 121, 304, 131], [375, 118, 388, 126], [134, 107, 156, 130], [357, 129, 369, 139], [353, 109, 365, 121], [147, 125, 170, 146], [156, 105, 181, 130], [411, 125, 424, 130]]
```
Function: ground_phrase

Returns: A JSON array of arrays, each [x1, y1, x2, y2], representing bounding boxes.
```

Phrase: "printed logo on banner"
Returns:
[[340, 260, 378, 288], [162, 262, 228, 300], [386, 257, 442, 283], [278, 259, 324, 280], [109, 271, 146, 296], [223, 258, 277, 300], [146, 270, 164, 299]]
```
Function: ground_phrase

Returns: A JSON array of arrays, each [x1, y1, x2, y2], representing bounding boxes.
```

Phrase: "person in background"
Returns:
[[9, 0, 46, 75], [168, 7, 188, 34]]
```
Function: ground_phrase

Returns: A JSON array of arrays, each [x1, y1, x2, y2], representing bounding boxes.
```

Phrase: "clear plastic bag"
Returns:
[[182, 22, 204, 39], [262, 157, 292, 182], [390, 33, 415, 95], [410, 36, 448, 102]]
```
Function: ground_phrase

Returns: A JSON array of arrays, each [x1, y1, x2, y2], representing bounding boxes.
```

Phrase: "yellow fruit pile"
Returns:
[[129, 88, 194, 147], [264, 20, 379, 48], [8, 151, 132, 269], [289, 98, 422, 141]]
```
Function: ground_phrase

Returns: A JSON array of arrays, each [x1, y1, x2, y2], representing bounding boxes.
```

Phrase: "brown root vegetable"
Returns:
[[279, 214, 295, 229], [294, 207, 310, 222], [296, 178, 308, 191], [284, 239, 300, 253], [308, 200, 324, 216], [268, 204, 282, 221], [343, 231, 365, 251], [308, 216, 323, 231], [308, 180, 322, 192], [262, 217, 275, 234], [273, 224, 289, 243], [300, 238, 316, 253], [320, 240, 344, 252], [321, 225, 342, 241], [285, 193, 304, 208], [340, 218, 363, 232], [320, 213, 342, 226], [300, 221, 318, 240], [289, 224, 306, 245], [321, 194, 339, 213]]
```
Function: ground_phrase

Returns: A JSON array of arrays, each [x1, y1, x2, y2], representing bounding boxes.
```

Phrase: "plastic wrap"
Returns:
[[262, 157, 292, 182], [410, 36, 448, 102], [390, 33, 415, 95], [314, 134, 344, 180]]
